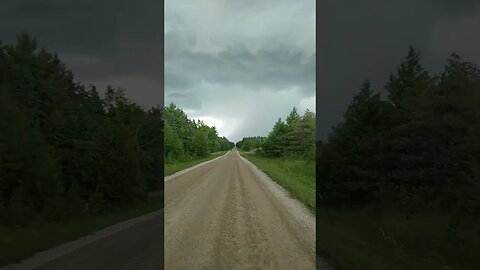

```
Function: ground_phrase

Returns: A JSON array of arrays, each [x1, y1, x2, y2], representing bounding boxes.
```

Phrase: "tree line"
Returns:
[[0, 34, 163, 226], [318, 47, 480, 221], [235, 136, 265, 152], [237, 107, 316, 160], [164, 103, 234, 162]]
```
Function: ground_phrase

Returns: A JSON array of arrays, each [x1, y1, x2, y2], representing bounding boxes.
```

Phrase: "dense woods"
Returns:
[[164, 103, 234, 162], [318, 47, 480, 221], [237, 107, 316, 160], [235, 136, 265, 152], [0, 34, 163, 226]]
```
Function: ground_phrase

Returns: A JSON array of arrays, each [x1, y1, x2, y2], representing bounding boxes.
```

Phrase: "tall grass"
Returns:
[[240, 152, 315, 211], [317, 206, 480, 270]]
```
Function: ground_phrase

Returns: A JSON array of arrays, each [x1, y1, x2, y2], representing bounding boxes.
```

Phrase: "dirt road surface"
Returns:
[[165, 149, 316, 269]]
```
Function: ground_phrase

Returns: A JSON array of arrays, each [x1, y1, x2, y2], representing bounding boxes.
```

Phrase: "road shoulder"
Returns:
[[0, 210, 163, 270], [164, 150, 230, 182], [238, 152, 315, 242], [237, 151, 333, 270]]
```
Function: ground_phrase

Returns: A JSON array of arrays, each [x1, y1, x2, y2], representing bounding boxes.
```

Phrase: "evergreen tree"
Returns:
[[318, 46, 480, 217], [164, 103, 234, 162], [0, 34, 165, 224], [385, 46, 434, 109]]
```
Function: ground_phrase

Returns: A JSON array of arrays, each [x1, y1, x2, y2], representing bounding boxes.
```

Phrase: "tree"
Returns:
[[164, 104, 233, 162], [193, 127, 210, 158], [385, 46, 434, 109], [0, 33, 166, 224], [286, 107, 301, 126], [263, 118, 288, 157], [296, 110, 316, 159], [318, 47, 480, 218], [318, 80, 391, 204], [0, 90, 60, 224], [257, 106, 317, 158]]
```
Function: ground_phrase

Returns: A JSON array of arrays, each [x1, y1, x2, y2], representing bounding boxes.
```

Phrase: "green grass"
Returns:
[[0, 191, 163, 267], [240, 152, 315, 211], [164, 151, 227, 176], [240, 152, 480, 269], [316, 206, 480, 270]]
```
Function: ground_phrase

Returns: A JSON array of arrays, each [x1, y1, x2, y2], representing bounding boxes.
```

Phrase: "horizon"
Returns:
[[167, 102, 314, 143]]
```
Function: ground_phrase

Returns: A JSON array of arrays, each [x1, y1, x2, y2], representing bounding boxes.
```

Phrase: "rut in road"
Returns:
[[164, 149, 315, 270]]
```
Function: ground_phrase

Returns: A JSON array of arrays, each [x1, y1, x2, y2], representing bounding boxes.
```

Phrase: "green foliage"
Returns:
[[318, 47, 480, 218], [242, 153, 316, 211], [164, 103, 234, 163], [385, 46, 435, 108], [317, 206, 480, 270], [236, 136, 265, 152], [193, 128, 210, 157], [0, 33, 163, 226], [0, 91, 60, 224], [259, 107, 316, 159]]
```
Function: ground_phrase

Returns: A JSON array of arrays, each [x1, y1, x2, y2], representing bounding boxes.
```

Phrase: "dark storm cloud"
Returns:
[[165, 0, 315, 142], [165, 72, 197, 90], [317, 0, 480, 140], [2, 0, 116, 58], [166, 44, 315, 95], [166, 91, 203, 111], [0, 0, 162, 107]]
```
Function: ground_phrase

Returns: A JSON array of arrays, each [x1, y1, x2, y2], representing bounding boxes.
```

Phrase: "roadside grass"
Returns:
[[316, 206, 480, 270], [240, 152, 480, 269], [0, 191, 163, 267], [239, 152, 315, 211], [164, 151, 227, 177]]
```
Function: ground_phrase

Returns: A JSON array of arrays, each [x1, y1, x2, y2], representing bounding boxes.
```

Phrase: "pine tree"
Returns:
[[385, 46, 434, 109]]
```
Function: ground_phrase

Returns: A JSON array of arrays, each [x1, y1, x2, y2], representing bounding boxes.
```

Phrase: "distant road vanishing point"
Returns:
[[165, 148, 316, 270]]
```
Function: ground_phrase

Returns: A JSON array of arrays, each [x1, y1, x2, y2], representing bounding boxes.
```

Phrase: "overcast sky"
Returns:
[[165, 0, 316, 143], [317, 0, 480, 140], [2, 1, 479, 143], [0, 0, 162, 109]]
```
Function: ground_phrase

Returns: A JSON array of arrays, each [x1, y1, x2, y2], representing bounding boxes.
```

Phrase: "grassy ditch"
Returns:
[[316, 206, 480, 270], [240, 152, 315, 211]]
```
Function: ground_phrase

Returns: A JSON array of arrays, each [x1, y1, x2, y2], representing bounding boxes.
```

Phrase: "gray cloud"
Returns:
[[165, 0, 316, 142], [166, 45, 315, 94], [317, 0, 480, 140], [0, 0, 162, 108]]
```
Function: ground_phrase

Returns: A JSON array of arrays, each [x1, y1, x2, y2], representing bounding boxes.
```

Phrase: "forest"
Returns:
[[237, 107, 316, 160], [164, 103, 234, 163], [316, 47, 480, 269], [0, 34, 163, 226], [235, 136, 265, 152], [318, 47, 479, 217]]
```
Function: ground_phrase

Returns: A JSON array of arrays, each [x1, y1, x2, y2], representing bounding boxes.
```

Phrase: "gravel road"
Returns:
[[165, 149, 316, 269]]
